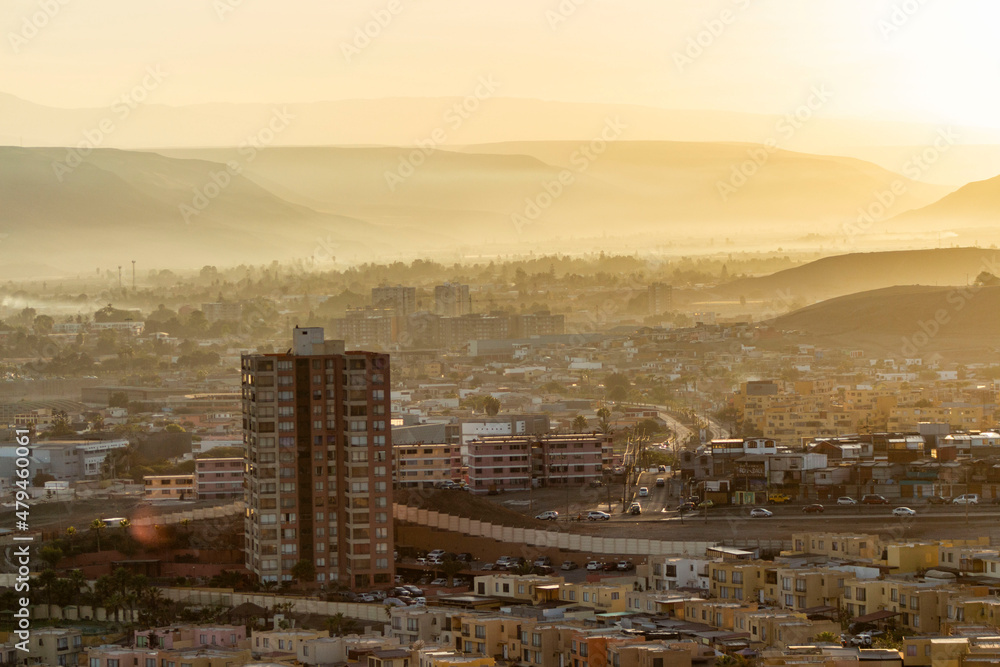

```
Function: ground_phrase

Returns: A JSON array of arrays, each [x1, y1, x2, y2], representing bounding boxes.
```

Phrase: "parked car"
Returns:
[[892, 507, 917, 516], [628, 502, 642, 515], [403, 585, 423, 596], [533, 556, 552, 567], [953, 494, 980, 505], [495, 556, 512, 568], [430, 578, 449, 586], [677, 502, 696, 512], [837, 496, 857, 505], [415, 557, 428, 565], [638, 487, 649, 497], [561, 561, 579, 570], [802, 504, 825, 514], [411, 597, 427, 606], [481, 563, 495, 571], [384, 597, 408, 607], [586, 561, 602, 571], [602, 562, 618, 571], [587, 511, 611, 521], [616, 560, 634, 571], [768, 493, 791, 504], [428, 557, 444, 565], [457, 552, 473, 562], [925, 495, 949, 504], [532, 565, 555, 575], [861, 494, 890, 505], [750, 508, 773, 518], [357, 594, 375, 602], [697, 499, 714, 509], [535, 510, 559, 520], [427, 549, 447, 559], [655, 478, 666, 487]]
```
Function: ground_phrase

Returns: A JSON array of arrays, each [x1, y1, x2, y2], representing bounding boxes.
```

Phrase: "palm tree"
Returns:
[[325, 612, 357, 637], [65, 525, 77, 544], [90, 518, 105, 552], [68, 569, 89, 598], [572, 415, 588, 433], [814, 631, 839, 644], [37, 569, 59, 616]]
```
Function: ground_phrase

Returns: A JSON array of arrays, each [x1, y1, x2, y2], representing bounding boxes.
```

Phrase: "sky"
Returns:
[[4, 0, 1000, 127]]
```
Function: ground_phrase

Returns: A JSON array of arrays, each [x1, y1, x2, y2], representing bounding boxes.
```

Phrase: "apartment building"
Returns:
[[394, 442, 463, 489], [251, 628, 328, 655], [639, 556, 711, 592], [466, 433, 611, 494], [372, 285, 417, 316], [389, 607, 455, 646], [194, 457, 244, 499], [558, 581, 632, 613], [242, 327, 394, 589], [789, 532, 880, 561], [21, 628, 84, 667], [435, 283, 472, 317], [144, 474, 195, 500]]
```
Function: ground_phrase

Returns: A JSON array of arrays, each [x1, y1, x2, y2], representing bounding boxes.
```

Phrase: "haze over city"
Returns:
[[4, 3, 1000, 667]]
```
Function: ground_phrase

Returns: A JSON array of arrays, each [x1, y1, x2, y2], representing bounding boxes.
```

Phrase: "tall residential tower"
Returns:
[[242, 327, 394, 590]]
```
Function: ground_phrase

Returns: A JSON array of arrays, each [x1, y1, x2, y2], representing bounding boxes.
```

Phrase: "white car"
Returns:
[[953, 494, 979, 505], [892, 507, 916, 516], [749, 508, 773, 518], [535, 510, 559, 520], [427, 549, 447, 559], [638, 487, 649, 497], [585, 561, 602, 571], [837, 496, 857, 505], [430, 578, 448, 586], [587, 511, 611, 521]]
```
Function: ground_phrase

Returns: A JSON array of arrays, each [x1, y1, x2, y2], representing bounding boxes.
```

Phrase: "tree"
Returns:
[[90, 518, 105, 552], [572, 415, 588, 433], [33, 471, 56, 487], [483, 395, 501, 416], [325, 612, 358, 637], [440, 559, 465, 586], [39, 545, 63, 569], [108, 392, 130, 408], [813, 631, 839, 643]]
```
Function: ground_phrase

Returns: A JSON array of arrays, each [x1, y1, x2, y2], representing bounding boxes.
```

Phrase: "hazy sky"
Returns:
[[4, 0, 1000, 127]]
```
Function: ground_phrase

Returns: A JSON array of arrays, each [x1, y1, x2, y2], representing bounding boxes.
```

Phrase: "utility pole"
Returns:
[[118, 265, 123, 292], [131, 260, 136, 291]]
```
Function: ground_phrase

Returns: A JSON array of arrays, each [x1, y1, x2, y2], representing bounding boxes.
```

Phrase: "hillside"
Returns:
[[892, 174, 1000, 230], [156, 142, 948, 243], [0, 147, 426, 275], [719, 247, 1000, 302], [769, 284, 1000, 360]]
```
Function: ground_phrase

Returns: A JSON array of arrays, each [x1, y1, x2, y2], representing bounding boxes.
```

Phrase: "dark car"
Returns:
[[862, 494, 890, 505], [602, 562, 618, 571], [926, 495, 949, 505], [677, 502, 696, 512], [802, 504, 825, 514]]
